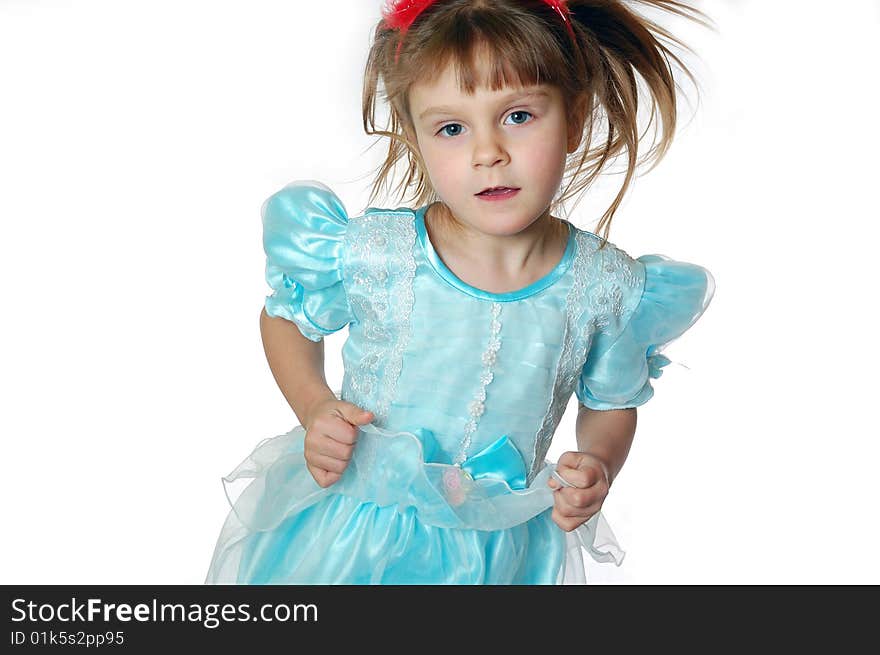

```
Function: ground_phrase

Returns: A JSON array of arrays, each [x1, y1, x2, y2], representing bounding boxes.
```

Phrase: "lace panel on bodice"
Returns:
[[341, 211, 417, 427], [526, 235, 645, 484]]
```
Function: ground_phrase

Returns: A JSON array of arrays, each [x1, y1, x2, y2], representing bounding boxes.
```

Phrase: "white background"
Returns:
[[1, 0, 877, 584]]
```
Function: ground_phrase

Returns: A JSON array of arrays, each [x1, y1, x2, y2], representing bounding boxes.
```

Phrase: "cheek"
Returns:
[[422, 144, 461, 188], [523, 135, 567, 178]]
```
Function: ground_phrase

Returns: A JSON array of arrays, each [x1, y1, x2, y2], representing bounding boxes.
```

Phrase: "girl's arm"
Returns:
[[260, 307, 337, 427], [575, 405, 637, 487]]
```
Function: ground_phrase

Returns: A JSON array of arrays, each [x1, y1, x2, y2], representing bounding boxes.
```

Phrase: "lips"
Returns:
[[477, 186, 520, 195]]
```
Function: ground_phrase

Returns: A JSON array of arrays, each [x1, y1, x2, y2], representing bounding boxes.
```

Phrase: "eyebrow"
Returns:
[[417, 90, 551, 121]]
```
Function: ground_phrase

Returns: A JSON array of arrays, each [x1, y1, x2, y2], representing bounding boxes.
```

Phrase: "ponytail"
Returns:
[[563, 0, 714, 244]]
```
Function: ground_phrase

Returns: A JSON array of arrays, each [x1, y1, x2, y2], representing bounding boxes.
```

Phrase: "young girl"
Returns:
[[205, 0, 715, 585]]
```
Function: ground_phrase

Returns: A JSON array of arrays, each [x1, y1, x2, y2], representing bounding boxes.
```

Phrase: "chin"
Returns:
[[478, 215, 544, 236]]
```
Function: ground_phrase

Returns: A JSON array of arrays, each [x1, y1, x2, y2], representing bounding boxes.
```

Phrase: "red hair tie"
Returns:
[[382, 0, 577, 63]]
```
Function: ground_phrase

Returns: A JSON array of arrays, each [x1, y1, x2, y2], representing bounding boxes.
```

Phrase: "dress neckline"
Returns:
[[414, 204, 577, 302]]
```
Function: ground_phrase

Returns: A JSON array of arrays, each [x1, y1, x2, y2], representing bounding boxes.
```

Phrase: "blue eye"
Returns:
[[438, 123, 463, 137], [505, 110, 533, 125], [435, 111, 534, 138]]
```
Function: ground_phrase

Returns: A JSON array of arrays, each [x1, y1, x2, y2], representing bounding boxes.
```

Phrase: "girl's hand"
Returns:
[[303, 399, 374, 488], [547, 451, 611, 532]]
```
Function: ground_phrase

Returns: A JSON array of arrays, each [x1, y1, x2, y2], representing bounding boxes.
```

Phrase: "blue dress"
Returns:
[[204, 180, 715, 584]]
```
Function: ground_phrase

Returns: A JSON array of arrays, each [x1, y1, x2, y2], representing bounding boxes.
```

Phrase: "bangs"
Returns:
[[406, 7, 571, 94]]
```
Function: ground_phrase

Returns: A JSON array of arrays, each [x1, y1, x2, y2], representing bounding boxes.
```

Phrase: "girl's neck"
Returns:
[[424, 202, 569, 293]]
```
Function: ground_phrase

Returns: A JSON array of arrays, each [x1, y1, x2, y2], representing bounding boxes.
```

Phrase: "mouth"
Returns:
[[476, 186, 520, 196]]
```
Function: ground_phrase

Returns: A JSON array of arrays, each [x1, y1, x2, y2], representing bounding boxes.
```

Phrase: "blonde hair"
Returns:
[[361, 0, 713, 247]]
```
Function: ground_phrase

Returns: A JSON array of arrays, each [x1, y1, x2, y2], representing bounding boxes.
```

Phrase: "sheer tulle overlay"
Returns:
[[205, 420, 625, 584]]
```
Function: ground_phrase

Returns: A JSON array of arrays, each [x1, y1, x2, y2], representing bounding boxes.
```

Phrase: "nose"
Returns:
[[471, 129, 510, 168]]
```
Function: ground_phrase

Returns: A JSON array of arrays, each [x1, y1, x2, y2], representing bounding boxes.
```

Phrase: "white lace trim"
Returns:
[[526, 235, 645, 484], [453, 302, 503, 466], [342, 211, 417, 428]]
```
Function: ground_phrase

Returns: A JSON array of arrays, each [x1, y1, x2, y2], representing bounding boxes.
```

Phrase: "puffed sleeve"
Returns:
[[576, 253, 716, 410], [261, 180, 353, 342]]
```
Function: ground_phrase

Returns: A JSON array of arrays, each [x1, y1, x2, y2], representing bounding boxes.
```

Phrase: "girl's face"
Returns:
[[407, 55, 581, 238]]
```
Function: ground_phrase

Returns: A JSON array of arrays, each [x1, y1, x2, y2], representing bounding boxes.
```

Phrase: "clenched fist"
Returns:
[[304, 399, 374, 488], [547, 451, 611, 532]]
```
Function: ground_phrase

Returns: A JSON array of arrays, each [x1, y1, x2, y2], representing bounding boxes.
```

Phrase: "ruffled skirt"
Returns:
[[204, 423, 624, 584]]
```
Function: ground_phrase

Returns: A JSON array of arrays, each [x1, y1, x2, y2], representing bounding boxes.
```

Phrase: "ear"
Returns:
[[566, 92, 589, 154]]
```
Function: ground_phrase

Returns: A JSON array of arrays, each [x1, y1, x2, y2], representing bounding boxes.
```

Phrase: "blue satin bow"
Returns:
[[411, 428, 527, 490], [646, 345, 672, 379]]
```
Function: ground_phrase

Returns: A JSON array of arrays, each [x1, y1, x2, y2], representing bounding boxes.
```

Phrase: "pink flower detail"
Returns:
[[443, 467, 461, 491], [443, 467, 468, 506]]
